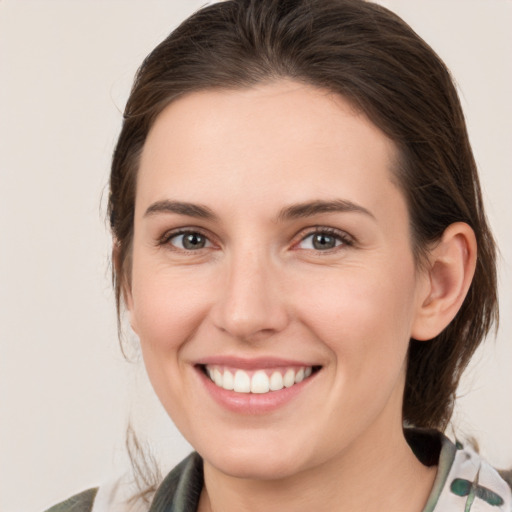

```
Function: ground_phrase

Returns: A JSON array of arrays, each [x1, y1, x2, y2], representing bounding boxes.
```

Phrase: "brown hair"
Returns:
[[109, 0, 498, 430]]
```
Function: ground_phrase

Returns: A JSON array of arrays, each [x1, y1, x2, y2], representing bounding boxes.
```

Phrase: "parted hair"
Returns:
[[109, 0, 498, 430]]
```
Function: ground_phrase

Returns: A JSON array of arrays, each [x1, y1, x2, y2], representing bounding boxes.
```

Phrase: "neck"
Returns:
[[198, 421, 436, 512]]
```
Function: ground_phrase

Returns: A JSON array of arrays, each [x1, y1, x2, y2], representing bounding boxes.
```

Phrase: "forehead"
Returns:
[[136, 80, 402, 218]]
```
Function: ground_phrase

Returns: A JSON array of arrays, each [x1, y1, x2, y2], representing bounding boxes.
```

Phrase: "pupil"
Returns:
[[183, 233, 205, 250], [313, 234, 335, 250]]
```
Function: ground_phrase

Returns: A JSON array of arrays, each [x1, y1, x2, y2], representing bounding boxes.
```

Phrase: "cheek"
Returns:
[[295, 262, 418, 372], [281, 263, 418, 446], [128, 267, 216, 423], [129, 263, 214, 356]]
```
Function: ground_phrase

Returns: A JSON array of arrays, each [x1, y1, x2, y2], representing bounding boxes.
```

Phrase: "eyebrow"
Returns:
[[144, 200, 217, 220], [144, 198, 374, 222], [277, 199, 375, 221]]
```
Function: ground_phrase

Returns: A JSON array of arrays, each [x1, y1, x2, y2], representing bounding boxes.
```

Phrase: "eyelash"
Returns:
[[293, 227, 354, 252], [158, 228, 214, 252], [158, 226, 354, 253]]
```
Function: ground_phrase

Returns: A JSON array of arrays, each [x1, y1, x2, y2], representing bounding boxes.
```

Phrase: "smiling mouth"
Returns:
[[201, 365, 321, 394]]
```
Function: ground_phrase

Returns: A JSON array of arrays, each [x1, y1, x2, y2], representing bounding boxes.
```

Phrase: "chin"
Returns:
[[199, 438, 315, 481]]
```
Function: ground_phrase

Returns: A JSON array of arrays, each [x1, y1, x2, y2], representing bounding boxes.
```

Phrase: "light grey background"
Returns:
[[1, 1, 511, 511]]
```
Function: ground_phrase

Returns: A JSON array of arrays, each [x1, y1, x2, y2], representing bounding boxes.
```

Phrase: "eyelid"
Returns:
[[158, 226, 216, 250], [156, 225, 354, 252], [292, 226, 355, 250]]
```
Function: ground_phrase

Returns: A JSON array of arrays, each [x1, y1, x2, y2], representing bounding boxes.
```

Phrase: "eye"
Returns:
[[296, 229, 351, 251], [167, 231, 212, 251]]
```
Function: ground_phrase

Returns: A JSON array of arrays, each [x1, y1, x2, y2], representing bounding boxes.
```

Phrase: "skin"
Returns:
[[123, 81, 476, 512]]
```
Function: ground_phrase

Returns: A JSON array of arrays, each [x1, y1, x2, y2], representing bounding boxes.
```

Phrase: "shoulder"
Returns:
[[429, 432, 511, 511], [405, 428, 512, 511], [148, 452, 203, 511], [44, 488, 98, 512], [43, 453, 203, 512]]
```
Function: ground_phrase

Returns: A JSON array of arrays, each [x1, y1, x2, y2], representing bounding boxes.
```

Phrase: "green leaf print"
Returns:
[[450, 477, 504, 509]]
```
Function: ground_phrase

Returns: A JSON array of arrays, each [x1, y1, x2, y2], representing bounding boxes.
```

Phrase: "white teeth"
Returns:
[[251, 371, 270, 394], [213, 368, 223, 387], [206, 366, 315, 394], [233, 370, 251, 393], [223, 370, 234, 390], [283, 369, 295, 388], [269, 371, 284, 391]]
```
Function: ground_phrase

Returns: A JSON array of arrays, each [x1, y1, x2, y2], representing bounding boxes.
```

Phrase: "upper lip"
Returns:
[[196, 356, 321, 370]]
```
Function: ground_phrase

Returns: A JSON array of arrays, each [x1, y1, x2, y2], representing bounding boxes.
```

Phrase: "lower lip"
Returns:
[[196, 367, 318, 415]]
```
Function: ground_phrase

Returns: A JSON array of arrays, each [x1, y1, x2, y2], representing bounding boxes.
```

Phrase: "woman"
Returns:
[[46, 0, 511, 510]]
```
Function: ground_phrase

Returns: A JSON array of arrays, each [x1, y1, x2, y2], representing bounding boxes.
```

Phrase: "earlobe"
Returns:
[[411, 222, 477, 341]]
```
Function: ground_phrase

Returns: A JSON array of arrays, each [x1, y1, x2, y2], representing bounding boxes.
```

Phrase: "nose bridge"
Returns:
[[213, 244, 288, 340]]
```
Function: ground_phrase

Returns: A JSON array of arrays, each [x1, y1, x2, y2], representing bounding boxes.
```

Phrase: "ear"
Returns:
[[112, 241, 137, 332], [411, 222, 477, 341]]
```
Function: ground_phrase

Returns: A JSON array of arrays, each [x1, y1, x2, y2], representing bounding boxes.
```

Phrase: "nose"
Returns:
[[211, 248, 290, 341]]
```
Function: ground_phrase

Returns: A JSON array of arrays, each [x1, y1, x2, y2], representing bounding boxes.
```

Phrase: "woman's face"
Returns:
[[126, 81, 430, 479]]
